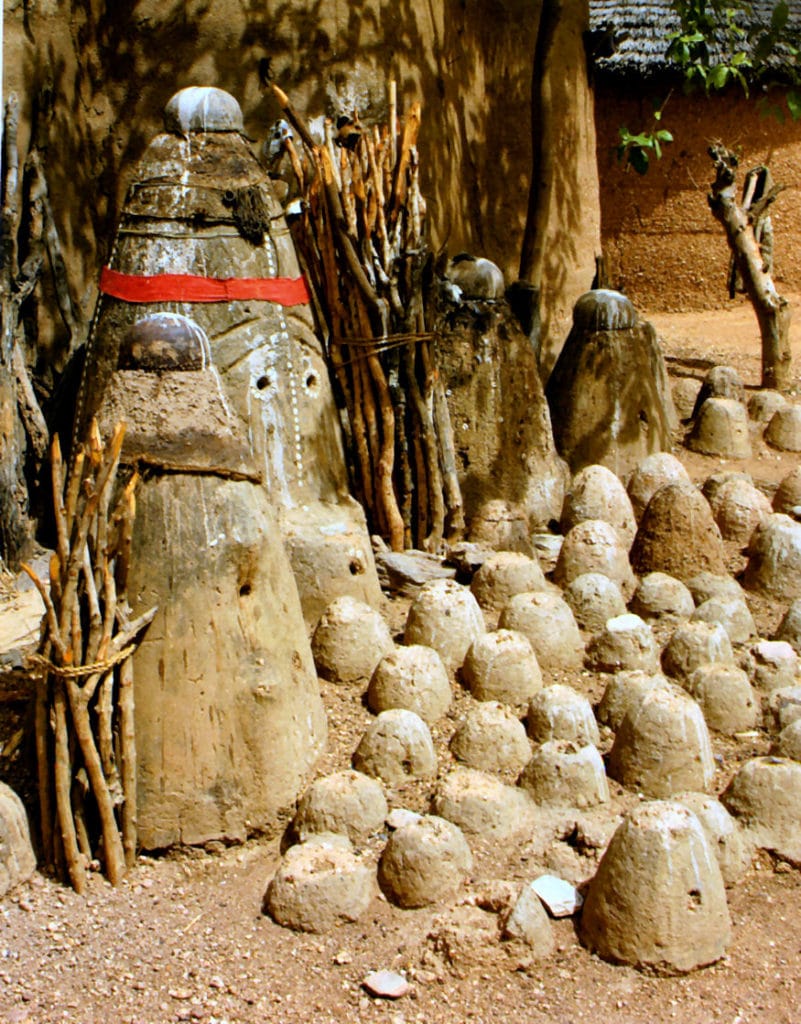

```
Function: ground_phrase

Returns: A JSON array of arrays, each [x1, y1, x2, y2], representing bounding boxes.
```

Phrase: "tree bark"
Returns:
[[708, 143, 792, 391]]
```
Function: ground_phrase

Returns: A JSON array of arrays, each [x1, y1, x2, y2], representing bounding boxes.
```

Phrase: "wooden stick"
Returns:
[[53, 683, 86, 894], [270, 83, 319, 152], [34, 644, 53, 865], [118, 654, 137, 868]]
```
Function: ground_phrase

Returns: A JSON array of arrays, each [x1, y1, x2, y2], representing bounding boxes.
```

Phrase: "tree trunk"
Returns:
[[708, 143, 792, 391]]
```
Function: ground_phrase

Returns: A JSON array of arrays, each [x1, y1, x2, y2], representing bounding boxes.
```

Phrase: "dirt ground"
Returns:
[[2, 295, 801, 1024]]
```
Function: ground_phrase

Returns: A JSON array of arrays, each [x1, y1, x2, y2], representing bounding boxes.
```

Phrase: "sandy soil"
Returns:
[[2, 296, 801, 1024]]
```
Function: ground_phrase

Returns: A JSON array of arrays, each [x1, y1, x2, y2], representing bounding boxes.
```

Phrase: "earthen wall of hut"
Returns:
[[595, 81, 801, 312], [3, 1, 600, 369]]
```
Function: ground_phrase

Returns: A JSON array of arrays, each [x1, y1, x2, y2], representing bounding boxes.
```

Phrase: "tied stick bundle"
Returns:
[[23, 421, 156, 893], [273, 82, 464, 552]]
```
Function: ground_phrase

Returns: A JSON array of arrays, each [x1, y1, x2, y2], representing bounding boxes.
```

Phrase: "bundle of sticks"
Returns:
[[23, 422, 156, 893], [272, 82, 464, 552]]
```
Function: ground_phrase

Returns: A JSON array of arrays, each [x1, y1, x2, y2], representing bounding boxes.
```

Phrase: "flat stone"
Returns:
[[363, 970, 411, 999], [374, 549, 456, 599], [531, 874, 583, 917]]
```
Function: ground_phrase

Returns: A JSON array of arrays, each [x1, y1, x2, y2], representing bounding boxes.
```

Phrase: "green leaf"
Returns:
[[787, 89, 801, 120], [653, 138, 662, 160], [656, 129, 674, 142], [708, 64, 730, 90]]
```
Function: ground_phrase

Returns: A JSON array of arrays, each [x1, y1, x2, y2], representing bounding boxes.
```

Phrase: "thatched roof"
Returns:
[[589, 1, 801, 77]]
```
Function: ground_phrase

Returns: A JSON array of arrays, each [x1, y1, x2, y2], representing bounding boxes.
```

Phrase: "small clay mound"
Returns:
[[672, 377, 702, 421], [293, 770, 388, 844], [702, 470, 753, 507], [545, 290, 676, 476], [462, 629, 543, 707], [450, 701, 532, 774], [596, 670, 670, 731], [775, 598, 801, 654], [553, 520, 637, 600], [751, 640, 798, 694], [687, 397, 752, 458], [675, 792, 751, 886], [773, 719, 801, 761], [563, 572, 627, 634], [687, 571, 746, 606], [683, 663, 758, 735], [748, 389, 788, 423], [468, 500, 535, 555], [367, 645, 452, 725], [744, 514, 801, 601], [772, 466, 801, 514], [519, 740, 609, 809], [526, 683, 600, 746], [630, 572, 695, 623], [560, 464, 637, 548], [404, 579, 486, 673], [432, 767, 536, 840], [662, 620, 734, 681], [0, 782, 36, 897], [580, 801, 731, 974], [311, 596, 394, 684], [691, 364, 745, 417], [608, 683, 715, 797], [264, 834, 374, 933], [352, 709, 437, 785], [585, 613, 660, 673], [722, 756, 801, 865], [499, 592, 584, 672], [766, 686, 801, 735], [470, 551, 547, 612], [630, 482, 726, 583], [377, 815, 473, 908], [706, 477, 772, 545], [765, 405, 801, 452], [627, 452, 690, 522], [691, 597, 756, 645]]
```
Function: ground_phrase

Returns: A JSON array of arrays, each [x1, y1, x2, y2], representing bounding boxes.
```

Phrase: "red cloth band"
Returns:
[[99, 267, 310, 306]]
